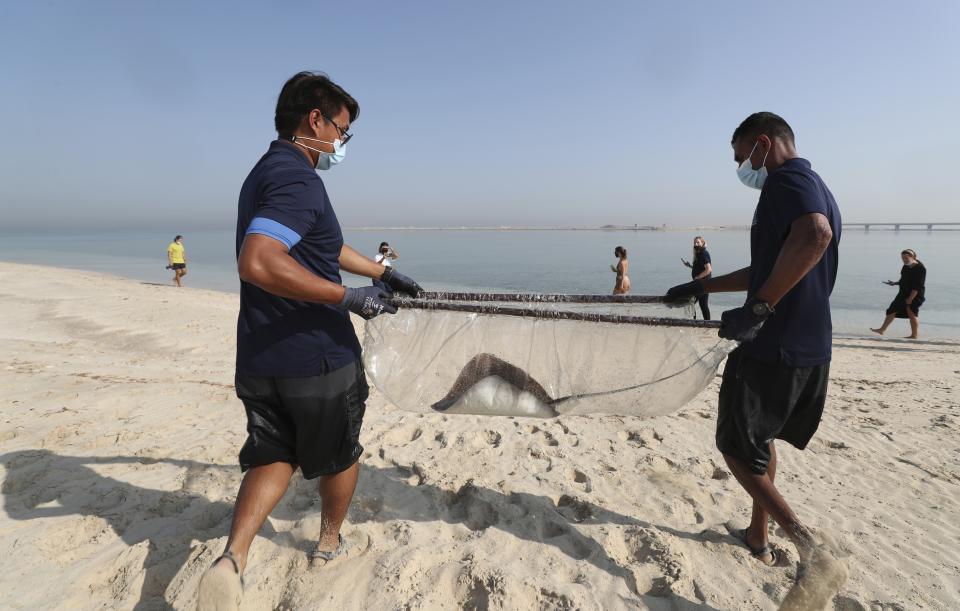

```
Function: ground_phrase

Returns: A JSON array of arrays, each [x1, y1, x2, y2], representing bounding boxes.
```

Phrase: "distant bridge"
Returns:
[[845, 222, 960, 231]]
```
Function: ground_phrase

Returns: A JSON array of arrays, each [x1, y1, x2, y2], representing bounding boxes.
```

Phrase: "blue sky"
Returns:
[[1, 0, 958, 229]]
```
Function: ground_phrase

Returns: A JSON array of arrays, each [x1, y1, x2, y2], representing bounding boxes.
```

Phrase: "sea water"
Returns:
[[1, 228, 957, 339]]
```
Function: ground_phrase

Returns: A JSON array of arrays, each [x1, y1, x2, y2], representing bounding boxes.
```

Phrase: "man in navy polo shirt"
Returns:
[[668, 112, 847, 606], [198, 72, 422, 609]]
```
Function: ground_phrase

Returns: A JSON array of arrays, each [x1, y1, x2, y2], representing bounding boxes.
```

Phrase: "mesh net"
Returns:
[[363, 295, 736, 419]]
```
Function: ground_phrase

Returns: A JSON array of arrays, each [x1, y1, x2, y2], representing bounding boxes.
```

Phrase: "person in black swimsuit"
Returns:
[[681, 236, 713, 319], [871, 248, 926, 339]]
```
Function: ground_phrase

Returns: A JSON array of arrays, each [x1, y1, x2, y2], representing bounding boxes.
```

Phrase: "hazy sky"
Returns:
[[1, 1, 958, 229]]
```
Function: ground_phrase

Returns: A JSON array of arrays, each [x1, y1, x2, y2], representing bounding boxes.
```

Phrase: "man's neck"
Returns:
[[279, 136, 316, 166], [768, 142, 799, 172]]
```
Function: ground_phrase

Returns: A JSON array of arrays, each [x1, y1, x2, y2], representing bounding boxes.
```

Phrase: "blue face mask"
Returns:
[[290, 135, 347, 171], [736, 141, 769, 190]]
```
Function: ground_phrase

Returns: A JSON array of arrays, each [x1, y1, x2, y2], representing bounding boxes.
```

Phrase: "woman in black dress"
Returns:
[[871, 249, 926, 339], [681, 236, 712, 319]]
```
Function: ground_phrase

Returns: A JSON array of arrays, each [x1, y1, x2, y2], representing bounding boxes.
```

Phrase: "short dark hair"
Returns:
[[174, 235, 182, 240], [731, 112, 795, 146], [274, 71, 359, 137], [379, 242, 389, 248]]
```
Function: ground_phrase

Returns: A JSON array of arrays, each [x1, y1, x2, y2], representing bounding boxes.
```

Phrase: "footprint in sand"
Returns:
[[472, 430, 501, 448], [565, 468, 590, 491], [618, 428, 663, 448], [622, 527, 687, 598], [446, 483, 500, 531], [556, 494, 594, 523]]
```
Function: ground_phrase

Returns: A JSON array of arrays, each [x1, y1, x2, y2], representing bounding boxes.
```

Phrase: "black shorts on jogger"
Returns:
[[716, 347, 829, 475], [236, 360, 369, 479]]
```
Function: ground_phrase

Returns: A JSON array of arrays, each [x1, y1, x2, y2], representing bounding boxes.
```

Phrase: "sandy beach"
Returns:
[[1, 261, 957, 610]]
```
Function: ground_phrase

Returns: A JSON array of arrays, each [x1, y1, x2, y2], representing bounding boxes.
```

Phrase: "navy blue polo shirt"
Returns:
[[744, 158, 842, 367], [235, 140, 360, 378]]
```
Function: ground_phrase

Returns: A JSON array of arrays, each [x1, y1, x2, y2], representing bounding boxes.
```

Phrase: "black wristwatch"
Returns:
[[750, 300, 775, 317]]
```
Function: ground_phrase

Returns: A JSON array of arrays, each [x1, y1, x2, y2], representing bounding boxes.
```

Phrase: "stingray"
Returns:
[[430, 353, 561, 417], [429, 351, 717, 418]]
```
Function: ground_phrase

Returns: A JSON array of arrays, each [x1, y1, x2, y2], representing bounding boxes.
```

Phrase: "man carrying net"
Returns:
[[668, 112, 847, 609]]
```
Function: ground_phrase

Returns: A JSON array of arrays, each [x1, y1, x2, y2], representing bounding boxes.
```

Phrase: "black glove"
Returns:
[[381, 266, 423, 298], [664, 279, 704, 304], [719, 300, 773, 342], [340, 286, 398, 320]]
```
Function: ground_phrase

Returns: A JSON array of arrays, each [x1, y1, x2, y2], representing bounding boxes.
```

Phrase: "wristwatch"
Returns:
[[750, 300, 775, 317]]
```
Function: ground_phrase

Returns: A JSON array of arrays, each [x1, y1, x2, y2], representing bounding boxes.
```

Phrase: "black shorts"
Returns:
[[236, 360, 369, 479], [716, 348, 829, 475], [172, 263, 186, 270]]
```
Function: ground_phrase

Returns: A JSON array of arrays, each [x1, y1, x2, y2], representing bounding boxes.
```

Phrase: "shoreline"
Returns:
[[2, 260, 957, 345]]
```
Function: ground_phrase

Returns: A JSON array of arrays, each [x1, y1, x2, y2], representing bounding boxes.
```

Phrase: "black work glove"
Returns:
[[341, 286, 398, 320], [381, 266, 423, 298], [719, 300, 773, 342], [664, 279, 704, 304]]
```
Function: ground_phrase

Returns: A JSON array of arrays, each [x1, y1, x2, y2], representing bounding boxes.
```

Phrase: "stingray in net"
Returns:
[[363, 293, 736, 419]]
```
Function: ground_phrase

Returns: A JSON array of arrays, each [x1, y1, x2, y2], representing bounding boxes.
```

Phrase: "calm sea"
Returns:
[[1, 228, 957, 339]]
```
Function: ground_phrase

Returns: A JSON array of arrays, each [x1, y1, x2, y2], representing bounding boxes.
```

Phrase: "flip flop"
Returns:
[[732, 528, 779, 567], [197, 550, 244, 611]]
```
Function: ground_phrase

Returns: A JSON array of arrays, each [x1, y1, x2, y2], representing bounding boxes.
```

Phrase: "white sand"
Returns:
[[0, 261, 957, 610]]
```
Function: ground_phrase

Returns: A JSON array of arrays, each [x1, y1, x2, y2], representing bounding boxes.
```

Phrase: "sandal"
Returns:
[[733, 528, 780, 567], [197, 550, 244, 611], [309, 532, 369, 567]]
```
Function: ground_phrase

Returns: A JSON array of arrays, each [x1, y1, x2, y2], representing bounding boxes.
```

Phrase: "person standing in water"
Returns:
[[667, 112, 847, 608], [611, 246, 630, 294], [871, 249, 926, 339], [372, 242, 399, 291], [681, 236, 712, 319], [167, 235, 187, 287]]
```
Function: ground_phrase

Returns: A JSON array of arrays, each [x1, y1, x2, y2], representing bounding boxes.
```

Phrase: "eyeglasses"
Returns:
[[322, 114, 353, 144]]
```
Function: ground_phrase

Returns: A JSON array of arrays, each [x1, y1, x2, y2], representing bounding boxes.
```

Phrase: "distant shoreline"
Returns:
[[343, 225, 960, 232], [344, 225, 752, 232]]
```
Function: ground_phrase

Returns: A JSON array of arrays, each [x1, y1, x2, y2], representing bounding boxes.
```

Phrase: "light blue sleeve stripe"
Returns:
[[245, 217, 302, 250]]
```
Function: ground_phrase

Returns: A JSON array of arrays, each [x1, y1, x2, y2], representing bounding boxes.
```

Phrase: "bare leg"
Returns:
[[906, 312, 919, 339], [722, 452, 813, 554], [198, 462, 294, 609], [219, 461, 295, 573], [745, 442, 777, 559], [173, 270, 181, 287], [870, 313, 895, 335], [315, 461, 360, 553], [723, 449, 848, 610]]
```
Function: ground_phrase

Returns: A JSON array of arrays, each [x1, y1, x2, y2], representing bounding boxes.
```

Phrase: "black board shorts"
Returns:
[[716, 348, 829, 475], [235, 360, 368, 479], [171, 263, 186, 270]]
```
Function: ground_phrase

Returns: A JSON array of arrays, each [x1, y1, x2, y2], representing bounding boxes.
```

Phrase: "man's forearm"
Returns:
[[340, 244, 387, 279], [701, 267, 751, 293], [753, 213, 832, 307], [906, 289, 918, 304]]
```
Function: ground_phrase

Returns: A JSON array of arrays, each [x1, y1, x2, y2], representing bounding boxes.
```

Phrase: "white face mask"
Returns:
[[290, 135, 347, 171], [736, 141, 769, 190]]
